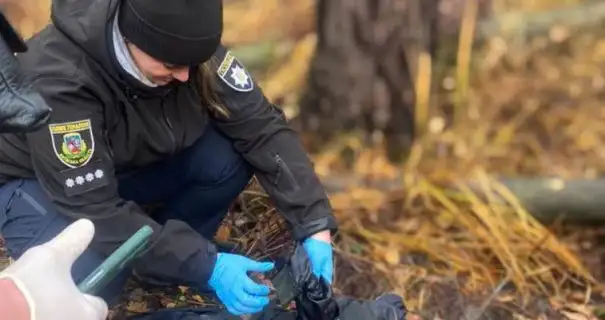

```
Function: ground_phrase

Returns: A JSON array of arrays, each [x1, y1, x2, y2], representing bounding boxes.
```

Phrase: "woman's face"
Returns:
[[127, 42, 190, 86]]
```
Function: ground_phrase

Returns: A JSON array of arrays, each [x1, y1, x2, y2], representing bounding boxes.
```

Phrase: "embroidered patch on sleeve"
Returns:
[[217, 50, 254, 92], [56, 160, 109, 197], [48, 119, 95, 168]]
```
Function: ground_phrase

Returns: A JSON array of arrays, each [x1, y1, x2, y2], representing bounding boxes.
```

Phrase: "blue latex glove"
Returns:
[[208, 253, 275, 315], [302, 237, 334, 284]]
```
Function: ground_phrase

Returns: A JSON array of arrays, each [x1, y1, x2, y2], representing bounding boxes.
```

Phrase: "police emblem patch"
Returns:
[[217, 50, 254, 92], [48, 119, 95, 168]]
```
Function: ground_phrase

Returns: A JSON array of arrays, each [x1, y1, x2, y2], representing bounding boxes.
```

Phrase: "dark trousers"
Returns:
[[0, 124, 253, 305]]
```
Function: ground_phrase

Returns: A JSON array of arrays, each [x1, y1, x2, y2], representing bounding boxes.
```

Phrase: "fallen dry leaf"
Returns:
[[126, 301, 148, 314]]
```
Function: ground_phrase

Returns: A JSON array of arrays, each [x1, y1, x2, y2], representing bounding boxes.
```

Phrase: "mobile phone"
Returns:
[[77, 225, 154, 295]]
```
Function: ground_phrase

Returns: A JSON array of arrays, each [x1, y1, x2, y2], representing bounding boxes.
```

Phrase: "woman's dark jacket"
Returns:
[[0, 0, 337, 288]]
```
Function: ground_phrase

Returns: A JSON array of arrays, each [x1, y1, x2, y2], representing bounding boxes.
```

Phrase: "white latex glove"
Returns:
[[0, 219, 108, 320]]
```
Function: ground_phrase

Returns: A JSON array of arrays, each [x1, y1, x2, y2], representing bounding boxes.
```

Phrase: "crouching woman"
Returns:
[[0, 0, 337, 316]]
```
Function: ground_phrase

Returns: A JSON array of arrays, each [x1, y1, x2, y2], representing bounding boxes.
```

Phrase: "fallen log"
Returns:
[[320, 175, 605, 224], [477, 1, 605, 41], [466, 177, 605, 224]]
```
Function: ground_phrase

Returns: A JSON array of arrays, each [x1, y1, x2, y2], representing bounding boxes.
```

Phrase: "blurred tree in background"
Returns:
[[298, 0, 429, 162], [296, 0, 498, 163]]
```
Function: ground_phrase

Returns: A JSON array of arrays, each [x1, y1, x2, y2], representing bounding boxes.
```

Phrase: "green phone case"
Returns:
[[78, 225, 154, 295]]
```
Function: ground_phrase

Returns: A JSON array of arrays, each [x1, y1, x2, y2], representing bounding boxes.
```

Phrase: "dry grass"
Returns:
[[312, 26, 605, 320], [4, 0, 605, 319]]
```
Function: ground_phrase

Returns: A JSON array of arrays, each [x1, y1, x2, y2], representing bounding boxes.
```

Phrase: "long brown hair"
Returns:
[[197, 57, 230, 118]]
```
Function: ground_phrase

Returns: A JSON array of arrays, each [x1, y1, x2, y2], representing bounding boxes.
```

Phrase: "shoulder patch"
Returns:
[[217, 50, 254, 92], [48, 119, 95, 168], [56, 160, 109, 197]]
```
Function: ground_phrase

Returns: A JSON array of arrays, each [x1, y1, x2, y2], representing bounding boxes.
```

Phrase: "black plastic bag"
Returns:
[[289, 244, 405, 320], [287, 243, 339, 319], [127, 244, 406, 320], [0, 12, 51, 133], [336, 294, 407, 320]]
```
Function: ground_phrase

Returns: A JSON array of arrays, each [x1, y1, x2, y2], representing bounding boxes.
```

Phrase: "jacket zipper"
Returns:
[[161, 102, 177, 155], [274, 154, 299, 190], [102, 110, 115, 160], [104, 131, 115, 159]]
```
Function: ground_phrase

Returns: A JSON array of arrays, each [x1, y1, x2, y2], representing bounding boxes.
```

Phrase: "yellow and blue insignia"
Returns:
[[48, 119, 95, 168], [217, 51, 254, 92]]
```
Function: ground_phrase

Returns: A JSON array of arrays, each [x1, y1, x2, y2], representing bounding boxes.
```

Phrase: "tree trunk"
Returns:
[[299, 0, 438, 162]]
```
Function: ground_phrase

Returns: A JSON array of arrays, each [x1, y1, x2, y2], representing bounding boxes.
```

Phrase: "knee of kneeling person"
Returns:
[[186, 127, 253, 187], [193, 154, 252, 188]]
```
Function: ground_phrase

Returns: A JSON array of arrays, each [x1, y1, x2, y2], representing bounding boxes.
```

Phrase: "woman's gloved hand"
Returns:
[[0, 219, 108, 320], [302, 230, 334, 284], [208, 253, 275, 315]]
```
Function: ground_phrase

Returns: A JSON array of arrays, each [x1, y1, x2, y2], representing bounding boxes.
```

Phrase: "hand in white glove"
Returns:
[[0, 219, 108, 320]]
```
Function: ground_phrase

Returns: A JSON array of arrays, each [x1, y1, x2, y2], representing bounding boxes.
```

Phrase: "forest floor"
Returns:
[[2, 0, 605, 319]]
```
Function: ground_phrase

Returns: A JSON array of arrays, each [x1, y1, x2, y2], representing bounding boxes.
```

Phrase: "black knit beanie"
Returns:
[[118, 0, 223, 67]]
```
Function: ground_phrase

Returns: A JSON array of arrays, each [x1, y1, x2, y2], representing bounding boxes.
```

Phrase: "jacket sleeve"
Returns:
[[25, 76, 217, 288], [207, 45, 338, 241]]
